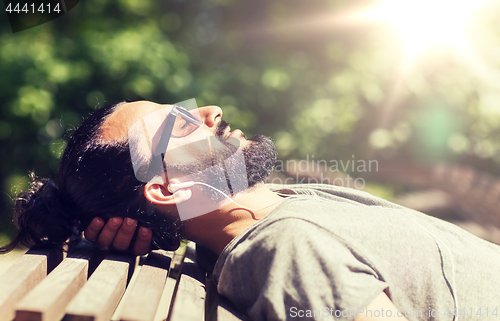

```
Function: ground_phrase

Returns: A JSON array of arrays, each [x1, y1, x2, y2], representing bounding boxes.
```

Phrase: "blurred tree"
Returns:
[[1, 0, 500, 242]]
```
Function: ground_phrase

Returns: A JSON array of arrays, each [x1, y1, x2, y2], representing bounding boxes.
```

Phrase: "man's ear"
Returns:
[[144, 177, 192, 205]]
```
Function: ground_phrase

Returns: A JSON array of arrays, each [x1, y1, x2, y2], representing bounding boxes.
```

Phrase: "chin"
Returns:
[[243, 134, 277, 187]]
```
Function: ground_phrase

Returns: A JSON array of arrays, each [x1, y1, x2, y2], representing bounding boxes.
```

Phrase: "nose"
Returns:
[[198, 106, 223, 129]]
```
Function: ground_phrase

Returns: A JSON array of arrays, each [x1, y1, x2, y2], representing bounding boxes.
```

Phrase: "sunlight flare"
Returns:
[[359, 0, 487, 58]]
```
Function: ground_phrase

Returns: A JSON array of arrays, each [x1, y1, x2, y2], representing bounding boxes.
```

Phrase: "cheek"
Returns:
[[168, 127, 206, 150], [164, 140, 213, 168]]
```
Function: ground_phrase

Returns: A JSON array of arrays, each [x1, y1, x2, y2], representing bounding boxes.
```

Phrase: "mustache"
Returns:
[[215, 120, 230, 137], [215, 120, 248, 144]]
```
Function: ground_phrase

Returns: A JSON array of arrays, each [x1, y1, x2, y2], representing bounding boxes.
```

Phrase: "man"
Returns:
[[82, 100, 411, 321], [6, 100, 500, 321]]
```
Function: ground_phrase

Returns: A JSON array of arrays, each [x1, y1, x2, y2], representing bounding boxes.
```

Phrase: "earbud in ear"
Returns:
[[168, 181, 195, 193]]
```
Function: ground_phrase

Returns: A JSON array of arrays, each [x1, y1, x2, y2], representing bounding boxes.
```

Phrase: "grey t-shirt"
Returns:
[[213, 184, 500, 321]]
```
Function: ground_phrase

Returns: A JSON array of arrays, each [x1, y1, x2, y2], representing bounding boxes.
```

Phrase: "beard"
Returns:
[[241, 134, 277, 188], [215, 121, 277, 188], [164, 120, 277, 201]]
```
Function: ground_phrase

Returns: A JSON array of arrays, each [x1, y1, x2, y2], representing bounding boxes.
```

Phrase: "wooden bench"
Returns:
[[0, 240, 245, 321]]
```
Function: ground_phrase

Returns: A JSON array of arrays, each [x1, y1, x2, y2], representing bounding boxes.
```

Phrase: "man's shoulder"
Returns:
[[265, 183, 405, 209], [221, 200, 335, 259]]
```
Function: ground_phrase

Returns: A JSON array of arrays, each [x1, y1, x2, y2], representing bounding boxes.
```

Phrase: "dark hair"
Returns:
[[0, 102, 181, 253]]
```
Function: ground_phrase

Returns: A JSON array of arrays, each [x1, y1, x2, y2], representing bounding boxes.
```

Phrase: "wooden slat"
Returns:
[[64, 252, 135, 321], [15, 257, 87, 321], [15, 241, 102, 321], [0, 248, 62, 321], [119, 250, 173, 321], [153, 274, 177, 321], [168, 244, 206, 321], [152, 247, 187, 321]]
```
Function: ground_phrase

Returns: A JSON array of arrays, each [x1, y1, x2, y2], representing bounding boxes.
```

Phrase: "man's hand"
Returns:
[[84, 217, 152, 255]]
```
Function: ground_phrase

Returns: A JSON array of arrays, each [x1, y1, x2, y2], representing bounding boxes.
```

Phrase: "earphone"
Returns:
[[168, 181, 284, 211], [168, 181, 195, 193]]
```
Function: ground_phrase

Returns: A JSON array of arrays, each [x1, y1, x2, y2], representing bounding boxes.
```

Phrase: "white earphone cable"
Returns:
[[191, 182, 285, 212]]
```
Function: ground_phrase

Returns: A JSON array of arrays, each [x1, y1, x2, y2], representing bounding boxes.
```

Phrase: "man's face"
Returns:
[[111, 101, 276, 192], [163, 109, 277, 198]]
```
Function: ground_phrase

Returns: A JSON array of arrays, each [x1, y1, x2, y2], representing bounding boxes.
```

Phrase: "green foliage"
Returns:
[[1, 0, 500, 240]]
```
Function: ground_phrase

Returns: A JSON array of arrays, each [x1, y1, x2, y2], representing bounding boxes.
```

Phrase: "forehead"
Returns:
[[100, 101, 172, 142]]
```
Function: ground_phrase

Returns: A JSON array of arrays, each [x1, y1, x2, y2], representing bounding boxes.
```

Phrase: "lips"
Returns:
[[215, 121, 244, 142], [223, 126, 231, 141], [227, 129, 243, 140]]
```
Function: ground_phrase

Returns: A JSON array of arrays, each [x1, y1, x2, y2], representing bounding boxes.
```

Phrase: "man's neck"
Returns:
[[180, 183, 284, 255]]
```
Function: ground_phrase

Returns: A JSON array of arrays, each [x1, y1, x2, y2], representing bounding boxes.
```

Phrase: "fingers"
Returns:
[[84, 217, 152, 255], [96, 217, 123, 251], [112, 218, 138, 252], [132, 227, 153, 256], [84, 217, 105, 243]]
